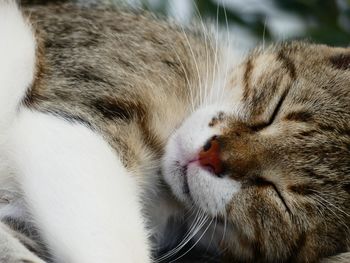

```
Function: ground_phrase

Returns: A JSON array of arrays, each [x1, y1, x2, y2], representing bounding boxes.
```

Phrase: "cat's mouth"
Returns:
[[180, 156, 214, 205], [181, 160, 198, 200], [162, 105, 242, 216], [182, 166, 191, 196], [181, 162, 223, 202]]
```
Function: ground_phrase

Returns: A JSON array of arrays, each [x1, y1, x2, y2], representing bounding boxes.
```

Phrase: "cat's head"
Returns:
[[162, 42, 350, 262]]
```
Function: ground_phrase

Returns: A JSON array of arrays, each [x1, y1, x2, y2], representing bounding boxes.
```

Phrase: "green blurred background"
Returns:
[[118, 0, 350, 48], [23, 0, 350, 48]]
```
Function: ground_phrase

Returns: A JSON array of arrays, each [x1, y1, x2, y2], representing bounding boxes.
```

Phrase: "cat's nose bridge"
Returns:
[[198, 136, 223, 175]]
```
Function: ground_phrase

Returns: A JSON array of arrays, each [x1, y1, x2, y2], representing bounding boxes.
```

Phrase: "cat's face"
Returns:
[[162, 42, 350, 262]]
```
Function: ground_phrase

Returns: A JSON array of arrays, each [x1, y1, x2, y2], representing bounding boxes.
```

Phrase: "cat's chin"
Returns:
[[162, 104, 241, 216], [181, 161, 240, 216]]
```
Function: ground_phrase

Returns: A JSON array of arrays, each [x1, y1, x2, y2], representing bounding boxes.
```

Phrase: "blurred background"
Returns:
[[105, 0, 350, 52], [23, 0, 350, 52]]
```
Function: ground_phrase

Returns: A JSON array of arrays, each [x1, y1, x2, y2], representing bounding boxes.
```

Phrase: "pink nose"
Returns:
[[198, 136, 222, 175]]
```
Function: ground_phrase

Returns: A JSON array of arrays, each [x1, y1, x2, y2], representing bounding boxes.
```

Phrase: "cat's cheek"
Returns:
[[186, 164, 241, 216], [162, 137, 190, 205], [162, 104, 235, 210]]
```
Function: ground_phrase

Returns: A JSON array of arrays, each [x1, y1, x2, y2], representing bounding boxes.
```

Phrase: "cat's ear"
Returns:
[[329, 53, 350, 70]]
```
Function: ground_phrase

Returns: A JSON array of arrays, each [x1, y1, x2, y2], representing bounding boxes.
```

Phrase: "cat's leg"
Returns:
[[8, 109, 152, 263], [0, 221, 46, 263], [0, 2, 44, 262], [0, 0, 35, 137], [321, 253, 350, 263]]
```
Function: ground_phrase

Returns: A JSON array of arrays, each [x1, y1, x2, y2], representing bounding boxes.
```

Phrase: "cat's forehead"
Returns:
[[250, 41, 350, 71], [238, 41, 350, 103]]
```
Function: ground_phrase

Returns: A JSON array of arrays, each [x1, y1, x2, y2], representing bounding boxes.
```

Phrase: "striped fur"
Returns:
[[0, 2, 349, 263]]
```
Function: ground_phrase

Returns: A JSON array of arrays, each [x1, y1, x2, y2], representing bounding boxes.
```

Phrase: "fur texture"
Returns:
[[164, 43, 350, 262], [0, 2, 350, 263]]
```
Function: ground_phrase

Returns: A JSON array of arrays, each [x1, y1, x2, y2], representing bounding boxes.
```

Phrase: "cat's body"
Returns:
[[0, 2, 350, 263], [22, 4, 221, 261], [0, 3, 227, 262]]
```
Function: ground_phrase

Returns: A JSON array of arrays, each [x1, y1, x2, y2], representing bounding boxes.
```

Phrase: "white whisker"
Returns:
[[169, 215, 214, 263], [262, 17, 267, 51], [179, 26, 203, 107], [311, 192, 349, 232], [169, 42, 196, 112], [220, 0, 231, 105], [204, 215, 218, 254], [193, 3, 211, 109], [156, 209, 207, 262]]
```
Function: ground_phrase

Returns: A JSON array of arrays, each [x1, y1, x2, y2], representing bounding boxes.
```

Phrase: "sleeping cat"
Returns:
[[0, 1, 349, 263]]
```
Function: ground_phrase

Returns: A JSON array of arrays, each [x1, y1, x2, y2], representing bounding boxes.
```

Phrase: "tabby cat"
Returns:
[[0, 1, 349, 262]]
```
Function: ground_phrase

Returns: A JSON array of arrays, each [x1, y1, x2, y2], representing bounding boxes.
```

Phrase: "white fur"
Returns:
[[0, 2, 246, 260], [0, 0, 36, 136], [0, 0, 35, 226], [0, 221, 46, 263], [0, 3, 151, 262], [7, 110, 151, 263], [162, 43, 246, 216], [162, 104, 241, 216]]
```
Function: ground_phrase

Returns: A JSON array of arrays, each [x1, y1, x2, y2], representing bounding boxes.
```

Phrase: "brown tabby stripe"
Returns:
[[266, 87, 289, 126], [250, 75, 283, 117], [284, 111, 313, 122], [65, 67, 112, 85], [276, 50, 296, 79], [24, 89, 47, 106], [318, 124, 350, 136], [139, 118, 163, 155], [290, 232, 308, 263], [330, 54, 350, 70], [47, 110, 92, 127], [302, 168, 326, 180], [93, 97, 146, 122], [342, 183, 350, 194], [251, 221, 263, 260], [318, 124, 336, 132], [297, 130, 318, 137], [322, 179, 340, 187], [243, 57, 253, 100], [288, 184, 314, 196], [42, 21, 101, 49]]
